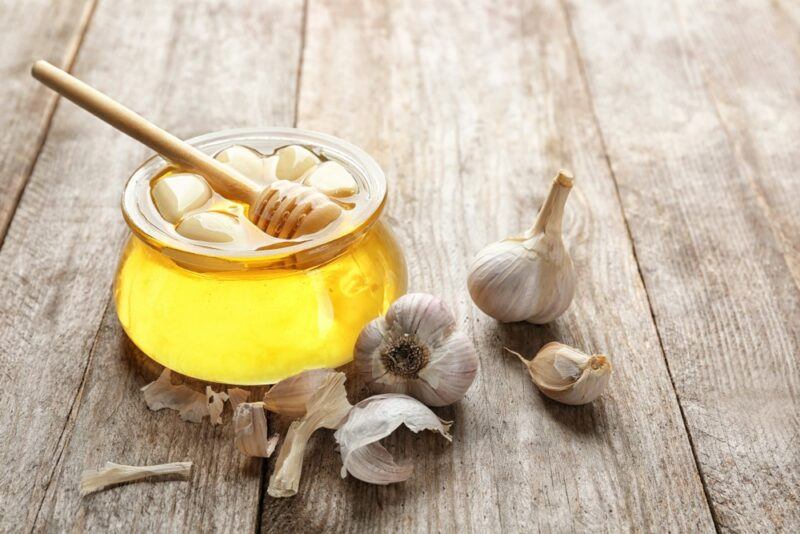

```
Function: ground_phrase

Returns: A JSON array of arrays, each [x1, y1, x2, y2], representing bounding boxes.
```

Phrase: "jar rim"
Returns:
[[121, 127, 387, 268]]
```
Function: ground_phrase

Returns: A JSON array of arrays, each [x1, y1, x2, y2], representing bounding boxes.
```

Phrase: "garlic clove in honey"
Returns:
[[275, 145, 321, 181], [262, 154, 280, 183], [215, 144, 266, 182], [467, 171, 576, 324], [151, 173, 212, 224], [355, 293, 479, 407], [302, 161, 358, 197], [507, 342, 611, 405], [175, 211, 247, 243]]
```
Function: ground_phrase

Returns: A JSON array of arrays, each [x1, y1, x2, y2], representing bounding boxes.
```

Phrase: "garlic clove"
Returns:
[[275, 145, 321, 181], [151, 173, 212, 224], [354, 293, 479, 407], [215, 144, 266, 182], [175, 211, 247, 243], [334, 393, 452, 485], [262, 155, 280, 183], [263, 368, 337, 418], [233, 402, 278, 458], [467, 171, 576, 324], [302, 161, 358, 197], [80, 461, 192, 496], [267, 372, 352, 498], [507, 342, 612, 405]]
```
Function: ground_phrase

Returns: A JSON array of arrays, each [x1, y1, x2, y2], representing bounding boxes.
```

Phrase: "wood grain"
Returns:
[[262, 0, 714, 531], [0, 0, 303, 531], [0, 0, 94, 242], [564, 0, 800, 530]]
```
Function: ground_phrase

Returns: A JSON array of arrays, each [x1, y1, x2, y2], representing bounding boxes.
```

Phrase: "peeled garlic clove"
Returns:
[[263, 368, 337, 418], [275, 145, 321, 180], [151, 173, 212, 223], [175, 211, 246, 243], [303, 161, 358, 197], [507, 342, 612, 405], [233, 402, 278, 458], [262, 155, 280, 183], [354, 293, 479, 407], [334, 393, 452, 485], [468, 171, 576, 324], [215, 144, 265, 182], [267, 372, 352, 498]]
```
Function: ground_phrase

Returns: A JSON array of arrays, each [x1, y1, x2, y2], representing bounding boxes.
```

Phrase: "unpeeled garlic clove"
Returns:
[[215, 145, 266, 182], [175, 211, 247, 243], [151, 173, 212, 223], [334, 393, 452, 485], [263, 368, 337, 418], [275, 145, 320, 180], [354, 293, 479, 407], [506, 342, 612, 405], [468, 171, 576, 324], [233, 402, 279, 458], [302, 161, 358, 197]]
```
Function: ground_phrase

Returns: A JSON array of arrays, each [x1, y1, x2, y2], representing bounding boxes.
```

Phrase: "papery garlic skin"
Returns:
[[509, 342, 611, 405], [233, 402, 278, 458], [334, 393, 452, 485], [355, 293, 479, 407], [263, 368, 337, 418], [468, 171, 576, 324]]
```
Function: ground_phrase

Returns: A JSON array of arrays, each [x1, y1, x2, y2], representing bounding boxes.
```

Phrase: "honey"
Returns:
[[115, 128, 407, 384]]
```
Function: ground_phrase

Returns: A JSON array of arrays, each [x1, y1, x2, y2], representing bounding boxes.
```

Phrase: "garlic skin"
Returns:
[[507, 342, 611, 405], [354, 293, 478, 407], [334, 393, 452, 485], [263, 368, 337, 418], [233, 402, 278, 458], [468, 171, 576, 324]]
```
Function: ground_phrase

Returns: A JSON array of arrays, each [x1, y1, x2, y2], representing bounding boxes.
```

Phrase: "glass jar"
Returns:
[[115, 128, 407, 384]]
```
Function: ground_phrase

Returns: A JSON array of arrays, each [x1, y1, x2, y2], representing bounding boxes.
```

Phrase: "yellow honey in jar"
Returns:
[[115, 128, 407, 384]]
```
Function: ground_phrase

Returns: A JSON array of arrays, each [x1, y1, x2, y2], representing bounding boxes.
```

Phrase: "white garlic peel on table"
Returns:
[[354, 293, 479, 407], [468, 171, 576, 324], [506, 342, 612, 405], [334, 394, 452, 484]]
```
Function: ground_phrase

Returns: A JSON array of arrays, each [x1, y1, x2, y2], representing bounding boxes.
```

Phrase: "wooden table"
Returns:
[[1, 1, 798, 532]]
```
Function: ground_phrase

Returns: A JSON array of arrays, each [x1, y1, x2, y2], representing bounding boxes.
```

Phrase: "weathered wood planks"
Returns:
[[0, 0, 303, 531], [0, 0, 94, 241], [262, 1, 714, 531], [564, 0, 800, 530]]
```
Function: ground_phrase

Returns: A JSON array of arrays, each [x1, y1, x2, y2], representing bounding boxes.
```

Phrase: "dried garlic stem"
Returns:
[[80, 461, 192, 496], [267, 372, 352, 498]]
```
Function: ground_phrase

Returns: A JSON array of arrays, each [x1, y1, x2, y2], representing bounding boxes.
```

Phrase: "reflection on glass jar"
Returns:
[[115, 128, 407, 384]]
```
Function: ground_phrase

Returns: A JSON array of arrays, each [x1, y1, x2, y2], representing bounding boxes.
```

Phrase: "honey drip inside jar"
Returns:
[[115, 139, 407, 385]]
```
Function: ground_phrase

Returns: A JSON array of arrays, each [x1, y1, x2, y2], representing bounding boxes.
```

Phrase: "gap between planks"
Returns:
[[557, 0, 721, 530]]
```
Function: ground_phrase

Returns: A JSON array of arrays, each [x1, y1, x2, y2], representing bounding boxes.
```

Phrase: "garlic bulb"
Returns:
[[507, 342, 611, 405], [354, 293, 478, 407], [468, 171, 576, 324]]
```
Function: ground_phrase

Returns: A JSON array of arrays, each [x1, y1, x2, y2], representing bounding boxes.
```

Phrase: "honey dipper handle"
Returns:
[[31, 60, 262, 203]]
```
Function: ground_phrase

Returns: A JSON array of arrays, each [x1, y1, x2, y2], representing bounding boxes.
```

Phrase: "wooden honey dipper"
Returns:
[[31, 60, 341, 238]]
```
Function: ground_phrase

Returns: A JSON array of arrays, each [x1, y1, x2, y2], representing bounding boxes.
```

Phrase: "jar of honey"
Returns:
[[115, 128, 407, 384]]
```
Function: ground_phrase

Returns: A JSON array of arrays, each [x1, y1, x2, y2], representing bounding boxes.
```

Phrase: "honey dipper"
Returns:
[[31, 60, 341, 238]]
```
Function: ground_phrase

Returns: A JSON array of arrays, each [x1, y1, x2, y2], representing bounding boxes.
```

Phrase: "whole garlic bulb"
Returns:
[[507, 342, 611, 405], [354, 293, 479, 407], [468, 171, 576, 324]]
